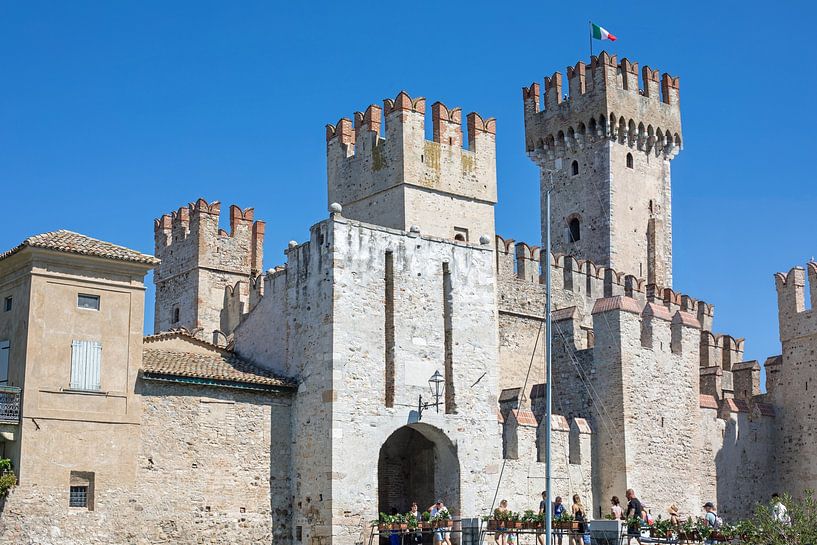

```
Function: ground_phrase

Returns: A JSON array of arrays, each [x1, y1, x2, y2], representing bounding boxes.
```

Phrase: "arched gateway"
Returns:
[[378, 423, 460, 516]]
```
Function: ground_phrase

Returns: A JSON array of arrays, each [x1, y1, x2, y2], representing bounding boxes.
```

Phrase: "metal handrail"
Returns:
[[0, 386, 21, 424]]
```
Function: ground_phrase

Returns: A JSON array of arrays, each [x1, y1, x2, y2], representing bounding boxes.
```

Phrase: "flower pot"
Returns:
[[487, 520, 498, 530], [378, 524, 390, 532], [512, 522, 523, 529]]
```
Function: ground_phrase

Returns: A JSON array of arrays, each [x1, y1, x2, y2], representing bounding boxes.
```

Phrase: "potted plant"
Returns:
[[625, 515, 642, 536], [649, 518, 673, 539], [554, 513, 574, 530], [391, 513, 408, 531], [373, 513, 393, 532], [521, 510, 537, 529], [406, 513, 419, 531], [0, 459, 16, 498], [420, 511, 431, 529], [432, 508, 452, 528]]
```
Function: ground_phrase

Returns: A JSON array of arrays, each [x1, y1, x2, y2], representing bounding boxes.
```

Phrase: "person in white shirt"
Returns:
[[771, 493, 791, 525], [428, 500, 452, 545]]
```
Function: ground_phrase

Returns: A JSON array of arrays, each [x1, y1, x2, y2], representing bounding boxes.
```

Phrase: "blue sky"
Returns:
[[1, 1, 814, 376]]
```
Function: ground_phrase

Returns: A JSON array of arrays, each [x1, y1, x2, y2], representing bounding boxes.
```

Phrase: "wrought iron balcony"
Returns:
[[0, 387, 21, 424]]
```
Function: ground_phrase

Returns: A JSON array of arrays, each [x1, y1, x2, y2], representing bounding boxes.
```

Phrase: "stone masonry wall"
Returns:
[[0, 381, 291, 545], [773, 264, 817, 499], [154, 198, 264, 341], [326, 93, 497, 245], [523, 52, 681, 286]]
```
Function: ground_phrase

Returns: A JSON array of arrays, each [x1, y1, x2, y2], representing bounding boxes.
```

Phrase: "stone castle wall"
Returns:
[[0, 381, 291, 545]]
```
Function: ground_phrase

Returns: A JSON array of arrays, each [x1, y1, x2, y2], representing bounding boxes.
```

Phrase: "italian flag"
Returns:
[[591, 23, 617, 41]]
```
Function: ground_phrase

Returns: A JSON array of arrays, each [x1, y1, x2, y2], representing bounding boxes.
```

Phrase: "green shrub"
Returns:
[[740, 490, 817, 545], [0, 471, 16, 496]]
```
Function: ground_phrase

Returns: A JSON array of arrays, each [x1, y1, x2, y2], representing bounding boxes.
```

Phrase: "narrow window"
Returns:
[[568, 218, 581, 243], [626, 152, 634, 168], [70, 340, 102, 391], [384, 251, 395, 408], [571, 160, 579, 176], [173, 307, 180, 324], [69, 486, 88, 507], [3, 297, 11, 312], [77, 294, 100, 311], [443, 262, 456, 414], [69, 471, 94, 510], [0, 341, 8, 385]]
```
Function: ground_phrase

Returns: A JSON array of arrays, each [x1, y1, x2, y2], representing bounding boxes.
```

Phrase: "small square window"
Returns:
[[77, 294, 100, 311], [3, 297, 10, 312], [69, 485, 88, 507]]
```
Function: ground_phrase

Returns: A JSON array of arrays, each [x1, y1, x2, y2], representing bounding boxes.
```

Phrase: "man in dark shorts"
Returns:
[[625, 489, 644, 544]]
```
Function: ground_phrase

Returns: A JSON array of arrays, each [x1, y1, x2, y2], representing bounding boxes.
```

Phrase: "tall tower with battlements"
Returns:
[[772, 262, 817, 498], [523, 52, 682, 286], [326, 91, 497, 245], [153, 198, 265, 343]]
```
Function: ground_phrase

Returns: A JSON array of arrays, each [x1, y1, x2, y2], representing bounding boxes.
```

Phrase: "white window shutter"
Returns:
[[71, 340, 101, 391], [0, 341, 9, 384]]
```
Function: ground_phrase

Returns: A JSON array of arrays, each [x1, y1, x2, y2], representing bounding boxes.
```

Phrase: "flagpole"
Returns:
[[589, 20, 593, 57]]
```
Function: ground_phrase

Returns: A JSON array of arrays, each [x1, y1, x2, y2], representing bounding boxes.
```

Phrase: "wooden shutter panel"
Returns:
[[0, 341, 8, 384], [71, 340, 101, 390]]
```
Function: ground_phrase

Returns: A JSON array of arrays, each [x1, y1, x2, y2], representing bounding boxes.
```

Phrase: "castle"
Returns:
[[0, 51, 813, 544]]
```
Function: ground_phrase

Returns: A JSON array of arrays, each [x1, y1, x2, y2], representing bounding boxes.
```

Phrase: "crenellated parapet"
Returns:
[[495, 234, 714, 320], [153, 197, 265, 340], [154, 198, 265, 280], [775, 262, 817, 342], [326, 91, 497, 242], [523, 51, 682, 160]]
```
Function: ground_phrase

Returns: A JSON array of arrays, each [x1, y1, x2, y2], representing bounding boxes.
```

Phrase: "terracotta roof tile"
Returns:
[[673, 310, 702, 329], [642, 302, 672, 321], [551, 306, 577, 322], [721, 398, 750, 413], [0, 230, 159, 265], [142, 349, 295, 389], [753, 402, 776, 417], [572, 417, 592, 434], [510, 409, 538, 427], [699, 394, 719, 409], [551, 414, 570, 432], [591, 296, 641, 315]]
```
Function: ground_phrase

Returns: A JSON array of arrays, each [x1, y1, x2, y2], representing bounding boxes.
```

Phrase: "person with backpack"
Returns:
[[702, 502, 723, 545]]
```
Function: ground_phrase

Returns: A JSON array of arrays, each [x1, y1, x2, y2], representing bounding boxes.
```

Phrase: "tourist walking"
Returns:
[[570, 495, 587, 545], [428, 500, 452, 545], [536, 492, 547, 545], [610, 496, 623, 520], [553, 496, 566, 545], [667, 504, 680, 526], [494, 499, 515, 545], [702, 502, 722, 545], [771, 493, 791, 525], [625, 489, 644, 545]]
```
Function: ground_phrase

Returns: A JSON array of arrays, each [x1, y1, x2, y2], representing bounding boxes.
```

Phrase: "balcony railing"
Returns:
[[0, 387, 21, 424]]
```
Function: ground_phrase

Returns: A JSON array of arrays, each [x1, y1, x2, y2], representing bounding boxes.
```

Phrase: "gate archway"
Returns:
[[377, 423, 460, 517]]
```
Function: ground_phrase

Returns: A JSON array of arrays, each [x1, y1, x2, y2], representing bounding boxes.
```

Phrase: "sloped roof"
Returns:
[[142, 329, 294, 390], [0, 230, 159, 265], [699, 394, 719, 409], [142, 349, 295, 389]]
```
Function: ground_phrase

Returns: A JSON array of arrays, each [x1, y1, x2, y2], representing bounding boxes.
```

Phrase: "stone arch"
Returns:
[[377, 423, 461, 519]]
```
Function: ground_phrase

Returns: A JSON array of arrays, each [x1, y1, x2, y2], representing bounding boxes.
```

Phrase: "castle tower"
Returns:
[[326, 91, 497, 245], [772, 263, 817, 497], [523, 52, 682, 286], [153, 198, 265, 342]]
